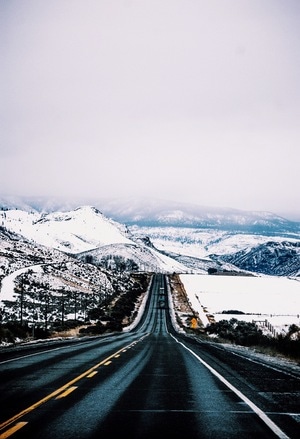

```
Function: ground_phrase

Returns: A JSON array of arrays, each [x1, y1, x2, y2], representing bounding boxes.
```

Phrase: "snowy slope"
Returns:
[[0, 206, 132, 254], [129, 226, 300, 276], [0, 206, 190, 273], [77, 242, 188, 273]]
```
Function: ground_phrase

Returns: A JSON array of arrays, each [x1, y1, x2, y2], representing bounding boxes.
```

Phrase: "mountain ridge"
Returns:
[[1, 194, 299, 235], [0, 206, 190, 274], [1, 203, 299, 277]]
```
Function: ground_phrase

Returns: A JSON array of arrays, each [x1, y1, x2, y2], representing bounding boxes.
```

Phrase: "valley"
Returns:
[[0, 198, 299, 359]]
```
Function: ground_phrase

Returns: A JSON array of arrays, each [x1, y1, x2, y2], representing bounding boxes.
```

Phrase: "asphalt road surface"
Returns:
[[0, 273, 299, 438]]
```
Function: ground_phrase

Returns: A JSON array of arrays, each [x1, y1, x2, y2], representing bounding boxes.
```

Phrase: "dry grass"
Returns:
[[168, 273, 203, 330]]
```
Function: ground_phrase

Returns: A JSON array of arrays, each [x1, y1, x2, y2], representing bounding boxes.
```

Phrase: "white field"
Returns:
[[180, 274, 300, 332]]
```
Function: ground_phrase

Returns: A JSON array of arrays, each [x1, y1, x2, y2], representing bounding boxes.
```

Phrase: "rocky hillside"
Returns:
[[217, 240, 300, 277], [0, 206, 189, 273], [0, 224, 150, 335]]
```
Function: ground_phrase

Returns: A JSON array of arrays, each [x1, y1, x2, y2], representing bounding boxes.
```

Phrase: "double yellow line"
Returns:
[[0, 334, 149, 438]]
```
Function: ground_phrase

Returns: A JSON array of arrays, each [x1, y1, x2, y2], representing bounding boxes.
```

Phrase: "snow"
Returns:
[[0, 207, 133, 253], [1, 265, 44, 302], [180, 274, 300, 331], [1, 206, 299, 336], [1, 207, 191, 273], [130, 226, 299, 260]]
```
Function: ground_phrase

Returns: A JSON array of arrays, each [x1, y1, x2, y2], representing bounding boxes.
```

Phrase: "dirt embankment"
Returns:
[[168, 273, 193, 313], [168, 273, 203, 330]]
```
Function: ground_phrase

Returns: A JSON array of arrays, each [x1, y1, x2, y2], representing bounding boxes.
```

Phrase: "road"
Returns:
[[0, 273, 299, 438]]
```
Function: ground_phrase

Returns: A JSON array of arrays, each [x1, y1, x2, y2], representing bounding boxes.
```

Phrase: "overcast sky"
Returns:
[[1, 0, 300, 219]]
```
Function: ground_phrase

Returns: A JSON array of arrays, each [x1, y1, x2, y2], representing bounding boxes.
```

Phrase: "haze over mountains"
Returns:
[[0, 195, 299, 277], [1, 195, 299, 233]]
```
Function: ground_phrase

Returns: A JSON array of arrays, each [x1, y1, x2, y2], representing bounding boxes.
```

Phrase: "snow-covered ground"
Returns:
[[131, 226, 300, 259], [180, 274, 300, 334]]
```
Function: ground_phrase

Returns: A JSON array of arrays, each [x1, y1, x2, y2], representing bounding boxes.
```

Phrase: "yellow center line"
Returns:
[[0, 422, 28, 439], [0, 333, 149, 433], [55, 386, 77, 399], [87, 371, 98, 378], [104, 360, 112, 366]]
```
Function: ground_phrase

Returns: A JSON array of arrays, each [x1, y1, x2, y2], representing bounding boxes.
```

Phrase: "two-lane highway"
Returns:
[[0, 274, 299, 438]]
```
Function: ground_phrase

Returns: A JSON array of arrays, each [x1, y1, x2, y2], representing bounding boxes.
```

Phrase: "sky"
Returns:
[[1, 0, 300, 220]]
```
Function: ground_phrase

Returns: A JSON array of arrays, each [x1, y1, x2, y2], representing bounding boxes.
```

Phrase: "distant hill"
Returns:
[[1, 195, 299, 236], [95, 197, 300, 236], [217, 240, 300, 277], [1, 199, 300, 276]]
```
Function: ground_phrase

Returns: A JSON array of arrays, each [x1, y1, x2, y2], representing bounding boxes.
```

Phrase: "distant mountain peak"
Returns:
[[0, 195, 299, 235], [1, 206, 133, 254], [74, 205, 102, 215]]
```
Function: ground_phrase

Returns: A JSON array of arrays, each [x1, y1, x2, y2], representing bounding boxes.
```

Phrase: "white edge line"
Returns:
[[170, 333, 290, 439]]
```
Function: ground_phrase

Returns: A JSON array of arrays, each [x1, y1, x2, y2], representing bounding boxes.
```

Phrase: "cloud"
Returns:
[[1, 0, 300, 218]]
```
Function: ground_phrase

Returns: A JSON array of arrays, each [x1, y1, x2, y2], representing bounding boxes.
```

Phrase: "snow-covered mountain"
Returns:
[[129, 225, 300, 277], [0, 224, 115, 304], [1, 195, 299, 235], [1, 197, 299, 277], [0, 206, 132, 254], [0, 206, 188, 273], [90, 196, 300, 234], [217, 240, 300, 277]]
